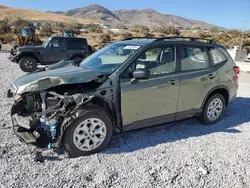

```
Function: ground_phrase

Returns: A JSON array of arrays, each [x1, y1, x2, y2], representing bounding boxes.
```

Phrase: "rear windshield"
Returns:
[[67, 38, 88, 50]]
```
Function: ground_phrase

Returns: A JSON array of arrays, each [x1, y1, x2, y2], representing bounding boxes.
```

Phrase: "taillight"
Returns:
[[233, 66, 240, 74]]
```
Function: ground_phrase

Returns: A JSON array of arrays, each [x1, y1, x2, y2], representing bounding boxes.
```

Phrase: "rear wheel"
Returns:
[[199, 93, 225, 125], [19, 57, 38, 72], [63, 110, 113, 157]]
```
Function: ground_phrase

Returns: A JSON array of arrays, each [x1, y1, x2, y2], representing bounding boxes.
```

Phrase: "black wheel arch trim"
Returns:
[[18, 51, 43, 63], [201, 85, 230, 108], [58, 99, 119, 145]]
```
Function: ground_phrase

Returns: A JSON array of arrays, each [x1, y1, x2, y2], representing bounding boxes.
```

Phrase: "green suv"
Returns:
[[8, 36, 239, 157]]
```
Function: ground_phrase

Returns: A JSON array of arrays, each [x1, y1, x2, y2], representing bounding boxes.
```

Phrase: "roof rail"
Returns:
[[154, 36, 215, 43], [122, 36, 156, 41]]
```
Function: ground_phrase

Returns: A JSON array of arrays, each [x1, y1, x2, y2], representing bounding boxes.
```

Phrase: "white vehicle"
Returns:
[[246, 54, 250, 62]]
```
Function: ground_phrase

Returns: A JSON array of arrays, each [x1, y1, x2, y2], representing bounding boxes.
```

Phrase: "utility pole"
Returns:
[[240, 21, 247, 50]]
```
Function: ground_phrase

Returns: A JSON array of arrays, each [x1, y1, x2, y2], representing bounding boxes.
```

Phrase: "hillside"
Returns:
[[0, 5, 97, 24], [115, 9, 220, 29], [65, 4, 122, 24], [58, 4, 222, 29]]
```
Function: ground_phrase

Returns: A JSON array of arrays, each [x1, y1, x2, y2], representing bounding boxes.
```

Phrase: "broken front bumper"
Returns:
[[11, 114, 36, 144]]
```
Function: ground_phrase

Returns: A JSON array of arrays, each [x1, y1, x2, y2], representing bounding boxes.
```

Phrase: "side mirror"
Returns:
[[133, 68, 150, 80]]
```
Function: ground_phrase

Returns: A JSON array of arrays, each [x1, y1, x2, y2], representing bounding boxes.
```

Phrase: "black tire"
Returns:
[[19, 57, 38, 72], [199, 93, 225, 125], [63, 109, 113, 157]]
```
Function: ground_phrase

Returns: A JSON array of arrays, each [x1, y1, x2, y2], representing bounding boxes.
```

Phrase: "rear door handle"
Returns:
[[168, 80, 178, 85], [208, 74, 216, 79]]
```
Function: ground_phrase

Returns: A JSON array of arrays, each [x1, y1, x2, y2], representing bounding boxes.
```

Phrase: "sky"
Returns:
[[0, 0, 249, 29]]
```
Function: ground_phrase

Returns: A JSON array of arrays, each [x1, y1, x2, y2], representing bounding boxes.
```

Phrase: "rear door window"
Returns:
[[180, 46, 209, 71]]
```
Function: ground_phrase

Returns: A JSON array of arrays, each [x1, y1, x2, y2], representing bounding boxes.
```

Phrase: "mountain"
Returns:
[[0, 4, 222, 29], [0, 5, 96, 24], [115, 9, 216, 29], [58, 4, 221, 29], [63, 4, 122, 25]]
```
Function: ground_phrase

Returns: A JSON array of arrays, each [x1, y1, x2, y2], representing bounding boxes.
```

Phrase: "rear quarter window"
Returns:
[[67, 38, 88, 50], [180, 46, 209, 71], [209, 47, 227, 64]]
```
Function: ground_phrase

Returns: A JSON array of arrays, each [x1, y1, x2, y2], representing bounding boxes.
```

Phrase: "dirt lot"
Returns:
[[1, 52, 250, 188]]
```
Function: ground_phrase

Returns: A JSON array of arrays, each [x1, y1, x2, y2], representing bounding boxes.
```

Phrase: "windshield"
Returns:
[[79, 43, 141, 74], [42, 37, 51, 47]]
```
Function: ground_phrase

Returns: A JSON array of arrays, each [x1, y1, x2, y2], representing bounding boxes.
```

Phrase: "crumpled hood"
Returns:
[[14, 66, 103, 94]]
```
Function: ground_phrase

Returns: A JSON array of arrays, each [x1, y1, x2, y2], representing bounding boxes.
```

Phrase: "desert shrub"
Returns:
[[210, 25, 219, 32], [95, 28, 103, 34], [0, 17, 11, 33], [111, 32, 120, 37], [0, 33, 15, 43], [99, 34, 112, 43], [157, 26, 180, 35], [129, 28, 140, 33], [63, 20, 82, 35], [226, 30, 242, 37], [40, 22, 53, 37], [243, 39, 250, 53], [120, 32, 133, 39], [191, 25, 201, 30], [198, 32, 212, 38], [10, 15, 30, 33], [134, 25, 150, 34], [116, 24, 128, 29], [87, 26, 103, 33]]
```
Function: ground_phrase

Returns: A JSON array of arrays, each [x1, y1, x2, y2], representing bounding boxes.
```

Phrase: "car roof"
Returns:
[[114, 39, 155, 46], [115, 38, 224, 49], [51, 36, 86, 40]]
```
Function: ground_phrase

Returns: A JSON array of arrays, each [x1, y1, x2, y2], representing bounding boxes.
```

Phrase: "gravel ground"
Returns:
[[1, 52, 250, 188]]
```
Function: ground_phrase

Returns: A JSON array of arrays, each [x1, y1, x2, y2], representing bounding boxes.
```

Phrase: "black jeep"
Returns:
[[8, 36, 92, 72]]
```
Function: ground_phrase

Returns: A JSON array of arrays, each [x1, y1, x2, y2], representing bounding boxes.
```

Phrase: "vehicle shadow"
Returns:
[[106, 97, 250, 154]]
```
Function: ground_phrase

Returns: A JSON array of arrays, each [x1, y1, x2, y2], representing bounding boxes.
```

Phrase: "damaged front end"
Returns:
[[11, 89, 94, 148], [8, 64, 114, 149]]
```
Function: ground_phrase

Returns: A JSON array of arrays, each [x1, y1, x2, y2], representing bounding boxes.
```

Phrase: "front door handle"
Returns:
[[168, 80, 178, 85], [208, 74, 216, 79]]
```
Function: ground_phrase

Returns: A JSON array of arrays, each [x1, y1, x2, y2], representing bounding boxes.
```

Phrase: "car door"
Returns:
[[176, 45, 218, 119], [42, 37, 67, 64], [120, 45, 180, 130]]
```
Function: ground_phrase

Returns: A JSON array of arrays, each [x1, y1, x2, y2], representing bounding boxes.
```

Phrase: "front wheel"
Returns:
[[63, 110, 113, 157], [19, 57, 38, 72], [199, 93, 225, 125]]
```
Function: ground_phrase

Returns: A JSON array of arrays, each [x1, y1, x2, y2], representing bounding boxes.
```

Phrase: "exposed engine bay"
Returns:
[[11, 76, 108, 148]]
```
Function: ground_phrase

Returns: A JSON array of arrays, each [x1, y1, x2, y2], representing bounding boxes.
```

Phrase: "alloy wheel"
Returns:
[[207, 98, 223, 121], [73, 118, 107, 151]]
